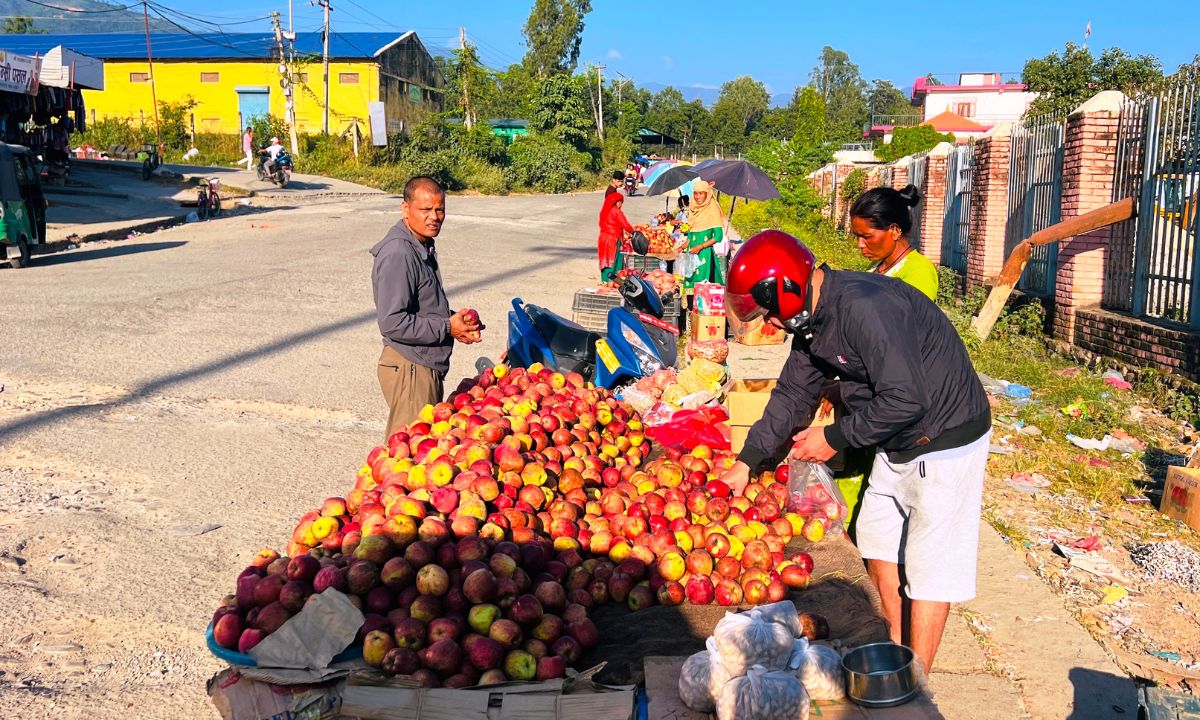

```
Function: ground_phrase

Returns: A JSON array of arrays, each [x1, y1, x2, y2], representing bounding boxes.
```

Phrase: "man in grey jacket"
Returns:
[[371, 176, 482, 438]]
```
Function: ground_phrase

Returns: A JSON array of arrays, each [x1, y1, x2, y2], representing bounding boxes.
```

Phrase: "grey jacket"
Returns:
[[370, 220, 453, 375]]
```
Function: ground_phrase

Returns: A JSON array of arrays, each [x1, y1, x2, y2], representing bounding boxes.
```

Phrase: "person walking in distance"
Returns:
[[371, 176, 483, 438], [241, 126, 254, 168]]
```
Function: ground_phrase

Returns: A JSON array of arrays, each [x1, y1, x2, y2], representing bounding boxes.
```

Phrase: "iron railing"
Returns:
[[1125, 80, 1200, 327], [1105, 97, 1149, 312], [870, 114, 922, 128], [1005, 115, 1065, 297], [942, 142, 975, 274], [909, 152, 929, 252]]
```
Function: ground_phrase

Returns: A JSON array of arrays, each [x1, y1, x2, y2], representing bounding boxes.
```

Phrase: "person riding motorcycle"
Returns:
[[259, 137, 285, 176]]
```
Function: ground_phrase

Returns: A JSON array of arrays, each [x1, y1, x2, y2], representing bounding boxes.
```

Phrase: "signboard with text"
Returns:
[[0, 50, 42, 96]]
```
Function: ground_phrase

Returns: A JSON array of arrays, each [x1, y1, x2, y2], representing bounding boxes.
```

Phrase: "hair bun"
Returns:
[[898, 184, 922, 208]]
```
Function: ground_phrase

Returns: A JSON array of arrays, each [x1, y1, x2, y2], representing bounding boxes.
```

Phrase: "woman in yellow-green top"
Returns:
[[683, 179, 726, 289], [849, 184, 939, 300]]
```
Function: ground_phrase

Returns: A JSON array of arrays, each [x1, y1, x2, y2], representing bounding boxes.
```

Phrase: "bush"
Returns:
[[505, 134, 590, 193], [70, 117, 153, 151], [839, 168, 866, 205], [730, 198, 869, 271], [456, 156, 508, 194], [158, 98, 198, 150]]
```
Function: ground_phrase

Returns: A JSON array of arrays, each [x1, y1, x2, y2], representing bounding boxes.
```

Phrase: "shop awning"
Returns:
[[39, 46, 104, 91], [636, 127, 681, 145]]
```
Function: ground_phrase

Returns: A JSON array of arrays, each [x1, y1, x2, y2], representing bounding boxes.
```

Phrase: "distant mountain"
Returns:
[[0, 0, 176, 34]]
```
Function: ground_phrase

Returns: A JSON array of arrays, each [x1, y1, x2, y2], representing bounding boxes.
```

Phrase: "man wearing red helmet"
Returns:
[[720, 229, 990, 674]]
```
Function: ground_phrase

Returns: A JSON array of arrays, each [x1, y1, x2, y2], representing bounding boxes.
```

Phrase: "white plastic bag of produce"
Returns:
[[755, 599, 803, 638], [789, 638, 846, 701], [714, 609, 794, 676], [677, 637, 733, 714], [716, 664, 810, 720]]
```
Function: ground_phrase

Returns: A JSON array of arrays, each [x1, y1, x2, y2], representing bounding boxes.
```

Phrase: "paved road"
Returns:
[[0, 188, 1134, 718]]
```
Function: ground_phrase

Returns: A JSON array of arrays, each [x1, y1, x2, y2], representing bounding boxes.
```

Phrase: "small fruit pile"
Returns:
[[210, 364, 823, 688], [629, 224, 684, 256], [781, 464, 845, 544], [607, 268, 677, 297]]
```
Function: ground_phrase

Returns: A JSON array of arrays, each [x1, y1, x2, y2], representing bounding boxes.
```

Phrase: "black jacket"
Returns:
[[738, 266, 990, 469]]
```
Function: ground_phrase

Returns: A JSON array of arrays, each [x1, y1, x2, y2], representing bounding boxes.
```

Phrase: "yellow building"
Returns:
[[5, 32, 444, 138]]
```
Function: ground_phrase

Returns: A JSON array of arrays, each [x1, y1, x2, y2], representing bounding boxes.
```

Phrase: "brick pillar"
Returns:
[[832, 162, 855, 227], [966, 124, 1012, 288], [921, 143, 952, 266], [892, 161, 909, 190], [1054, 91, 1124, 342]]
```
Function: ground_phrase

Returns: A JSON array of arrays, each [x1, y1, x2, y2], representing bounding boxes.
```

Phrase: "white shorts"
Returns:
[[856, 431, 990, 603]]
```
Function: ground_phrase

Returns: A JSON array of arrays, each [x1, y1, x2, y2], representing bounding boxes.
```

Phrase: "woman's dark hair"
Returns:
[[612, 170, 626, 181], [849, 184, 923, 236]]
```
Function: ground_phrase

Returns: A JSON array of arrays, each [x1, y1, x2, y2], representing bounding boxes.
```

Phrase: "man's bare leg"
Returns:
[[867, 559, 903, 644], [909, 599, 950, 673]]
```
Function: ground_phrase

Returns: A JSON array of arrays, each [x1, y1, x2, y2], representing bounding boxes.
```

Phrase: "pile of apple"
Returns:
[[210, 363, 826, 687]]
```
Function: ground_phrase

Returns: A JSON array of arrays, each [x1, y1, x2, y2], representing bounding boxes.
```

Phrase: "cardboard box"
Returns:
[[694, 283, 725, 316], [733, 316, 787, 346], [730, 425, 751, 453], [689, 312, 726, 342], [1161, 466, 1200, 532], [727, 379, 778, 426]]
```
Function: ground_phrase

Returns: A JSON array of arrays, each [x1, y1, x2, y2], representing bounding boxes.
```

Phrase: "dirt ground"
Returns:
[[0, 181, 1176, 718]]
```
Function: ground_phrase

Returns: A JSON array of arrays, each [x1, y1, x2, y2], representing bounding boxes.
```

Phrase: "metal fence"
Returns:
[[1107, 80, 1200, 327], [909, 152, 929, 251], [942, 142, 975, 274], [1005, 116, 1065, 297]]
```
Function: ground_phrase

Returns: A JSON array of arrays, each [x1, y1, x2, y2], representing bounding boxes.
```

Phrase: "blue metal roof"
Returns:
[[0, 32, 413, 61]]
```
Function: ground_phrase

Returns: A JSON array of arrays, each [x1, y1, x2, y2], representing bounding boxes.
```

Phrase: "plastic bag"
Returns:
[[789, 638, 845, 701], [687, 340, 729, 364], [714, 609, 794, 677], [619, 386, 656, 414], [786, 460, 846, 541], [645, 406, 731, 451], [754, 600, 803, 638], [675, 250, 696, 279], [677, 358, 726, 394], [716, 665, 810, 720], [678, 637, 733, 714]]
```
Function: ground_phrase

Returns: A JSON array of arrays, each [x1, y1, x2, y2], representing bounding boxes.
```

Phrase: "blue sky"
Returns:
[[171, 0, 1198, 100]]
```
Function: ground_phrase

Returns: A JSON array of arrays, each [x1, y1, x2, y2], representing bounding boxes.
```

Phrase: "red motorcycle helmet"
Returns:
[[724, 230, 817, 332]]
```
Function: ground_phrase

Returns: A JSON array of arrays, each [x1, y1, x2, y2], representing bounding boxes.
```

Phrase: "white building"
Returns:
[[912, 72, 1037, 128]]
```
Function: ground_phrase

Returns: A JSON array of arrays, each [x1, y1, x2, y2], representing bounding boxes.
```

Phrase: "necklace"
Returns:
[[876, 245, 913, 275]]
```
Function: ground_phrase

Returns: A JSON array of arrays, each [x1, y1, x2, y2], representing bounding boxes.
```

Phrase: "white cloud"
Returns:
[[607, 48, 622, 60], [662, 55, 674, 69], [692, 84, 719, 90]]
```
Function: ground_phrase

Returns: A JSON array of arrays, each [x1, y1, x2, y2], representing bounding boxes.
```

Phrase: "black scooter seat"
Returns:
[[525, 305, 603, 362]]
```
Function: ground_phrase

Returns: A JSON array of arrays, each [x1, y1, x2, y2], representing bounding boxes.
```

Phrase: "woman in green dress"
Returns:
[[683, 179, 725, 290]]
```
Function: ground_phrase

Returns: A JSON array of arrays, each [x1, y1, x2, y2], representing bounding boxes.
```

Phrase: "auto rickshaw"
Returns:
[[0, 143, 48, 269]]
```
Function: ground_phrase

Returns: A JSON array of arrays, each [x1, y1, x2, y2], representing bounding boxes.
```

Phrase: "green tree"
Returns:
[[446, 41, 494, 128], [645, 86, 686, 141], [679, 99, 715, 154], [1023, 43, 1163, 116], [876, 125, 954, 162], [1172, 54, 1200, 84], [810, 46, 868, 143], [711, 75, 770, 152], [790, 86, 826, 147], [2, 16, 41, 34], [522, 0, 592, 78], [867, 80, 911, 119], [530, 73, 594, 150]]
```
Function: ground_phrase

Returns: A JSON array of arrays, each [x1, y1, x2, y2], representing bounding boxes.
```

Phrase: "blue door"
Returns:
[[236, 87, 270, 127]]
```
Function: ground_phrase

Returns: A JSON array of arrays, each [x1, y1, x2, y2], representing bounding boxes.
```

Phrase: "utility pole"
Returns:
[[319, 0, 331, 134], [459, 27, 474, 130], [271, 12, 299, 155], [596, 64, 605, 140], [615, 70, 632, 108], [141, 1, 161, 150]]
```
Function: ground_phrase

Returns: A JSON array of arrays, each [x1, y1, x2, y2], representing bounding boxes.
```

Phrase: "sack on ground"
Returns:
[[678, 637, 733, 714], [790, 638, 846, 701], [714, 609, 794, 676], [716, 665, 810, 720]]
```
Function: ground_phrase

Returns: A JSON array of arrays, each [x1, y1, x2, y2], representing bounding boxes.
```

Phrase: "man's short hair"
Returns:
[[612, 170, 626, 181], [404, 176, 445, 202]]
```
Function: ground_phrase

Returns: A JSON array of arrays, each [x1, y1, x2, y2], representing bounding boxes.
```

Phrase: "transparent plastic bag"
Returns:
[[620, 386, 656, 414], [678, 637, 733, 714], [675, 250, 696, 279], [789, 638, 845, 701], [786, 460, 846, 541], [716, 665, 810, 720], [714, 609, 794, 677], [755, 600, 803, 638]]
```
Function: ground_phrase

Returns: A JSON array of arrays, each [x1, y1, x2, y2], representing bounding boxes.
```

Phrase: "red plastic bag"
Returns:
[[646, 406, 731, 451]]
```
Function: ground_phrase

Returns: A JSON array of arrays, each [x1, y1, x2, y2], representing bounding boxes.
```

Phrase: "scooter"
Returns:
[[623, 173, 637, 196], [505, 277, 677, 389], [256, 150, 293, 187]]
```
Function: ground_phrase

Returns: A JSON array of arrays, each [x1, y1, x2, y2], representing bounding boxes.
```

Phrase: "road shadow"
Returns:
[[526, 244, 598, 257], [30, 241, 187, 266], [258, 180, 332, 191], [1067, 667, 1137, 718]]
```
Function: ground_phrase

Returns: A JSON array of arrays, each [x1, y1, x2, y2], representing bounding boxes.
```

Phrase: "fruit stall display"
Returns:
[[607, 268, 677, 297], [624, 224, 684, 257], [209, 364, 825, 689]]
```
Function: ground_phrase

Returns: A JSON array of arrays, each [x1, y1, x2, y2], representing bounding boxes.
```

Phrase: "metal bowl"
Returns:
[[842, 642, 921, 708]]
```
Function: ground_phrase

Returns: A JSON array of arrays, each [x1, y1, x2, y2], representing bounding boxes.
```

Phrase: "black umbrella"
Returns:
[[645, 165, 699, 197], [695, 160, 780, 201]]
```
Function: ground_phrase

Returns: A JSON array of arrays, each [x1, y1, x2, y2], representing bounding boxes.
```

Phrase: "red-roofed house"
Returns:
[[921, 110, 990, 139]]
